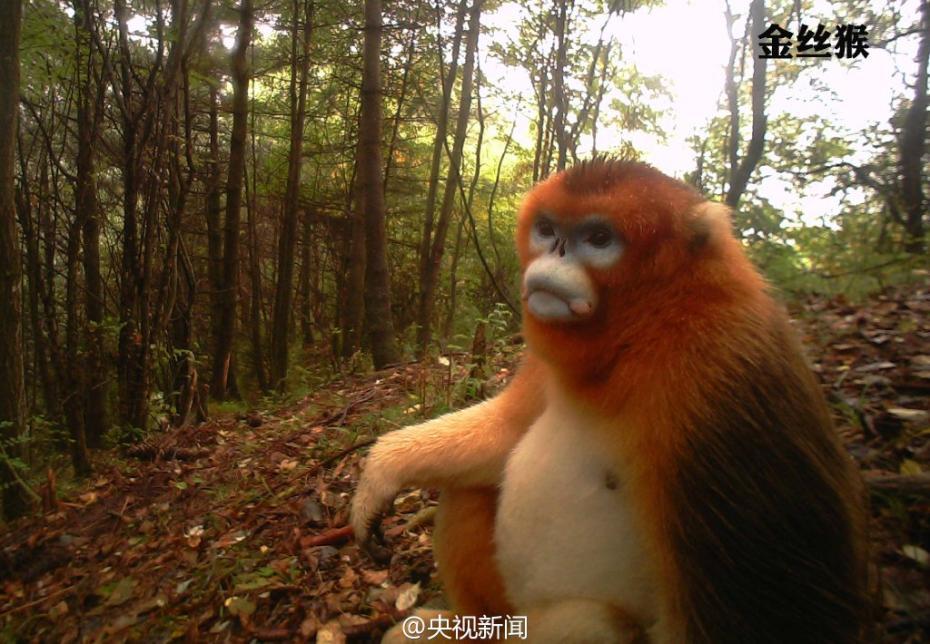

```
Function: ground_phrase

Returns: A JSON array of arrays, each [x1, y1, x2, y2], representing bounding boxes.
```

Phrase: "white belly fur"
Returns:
[[494, 394, 658, 625]]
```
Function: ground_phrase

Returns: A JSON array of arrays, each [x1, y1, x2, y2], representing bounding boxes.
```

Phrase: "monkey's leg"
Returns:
[[524, 599, 646, 644], [433, 486, 513, 617]]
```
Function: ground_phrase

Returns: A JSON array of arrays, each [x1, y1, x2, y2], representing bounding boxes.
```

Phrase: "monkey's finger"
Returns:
[[359, 514, 392, 563]]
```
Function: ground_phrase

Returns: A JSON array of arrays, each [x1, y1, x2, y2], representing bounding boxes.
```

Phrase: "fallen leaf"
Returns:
[[900, 459, 923, 475], [911, 355, 930, 368], [362, 569, 389, 586], [317, 620, 346, 644], [338, 567, 357, 589], [49, 600, 69, 618], [857, 361, 896, 372], [888, 408, 930, 423], [300, 614, 321, 638], [301, 499, 325, 525], [79, 491, 98, 505], [104, 577, 136, 607], [185, 524, 204, 548], [225, 595, 256, 621], [395, 582, 421, 611], [902, 544, 930, 567]]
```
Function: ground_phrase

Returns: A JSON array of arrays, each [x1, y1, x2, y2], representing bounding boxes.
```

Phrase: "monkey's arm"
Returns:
[[351, 354, 544, 547]]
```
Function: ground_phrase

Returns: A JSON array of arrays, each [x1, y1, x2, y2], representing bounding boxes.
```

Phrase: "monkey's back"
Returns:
[[657, 309, 869, 644]]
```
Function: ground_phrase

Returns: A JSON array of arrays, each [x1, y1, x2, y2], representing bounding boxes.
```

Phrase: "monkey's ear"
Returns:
[[687, 201, 732, 251]]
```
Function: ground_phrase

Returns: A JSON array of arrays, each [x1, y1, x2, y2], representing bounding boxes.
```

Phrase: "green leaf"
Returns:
[[224, 596, 256, 618], [104, 577, 137, 607]]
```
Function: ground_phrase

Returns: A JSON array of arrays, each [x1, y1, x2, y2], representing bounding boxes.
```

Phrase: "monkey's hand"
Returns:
[[351, 434, 407, 560], [351, 358, 545, 558], [351, 401, 507, 558]]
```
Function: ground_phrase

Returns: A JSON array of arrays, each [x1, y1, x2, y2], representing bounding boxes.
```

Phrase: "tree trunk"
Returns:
[[0, 0, 31, 519], [551, 0, 569, 172], [417, 0, 467, 338], [899, 0, 930, 252], [245, 171, 268, 392], [298, 206, 315, 347], [340, 164, 365, 359], [415, 0, 482, 356], [383, 15, 419, 195], [15, 138, 56, 424], [358, 0, 400, 368], [206, 85, 224, 365], [64, 219, 91, 477], [271, 0, 314, 390], [724, 0, 767, 209], [212, 0, 253, 399], [73, 0, 107, 447]]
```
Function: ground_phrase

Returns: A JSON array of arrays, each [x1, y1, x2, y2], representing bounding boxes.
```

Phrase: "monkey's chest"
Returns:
[[494, 405, 658, 623]]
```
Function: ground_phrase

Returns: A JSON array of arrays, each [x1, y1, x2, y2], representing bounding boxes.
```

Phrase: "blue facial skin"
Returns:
[[523, 214, 623, 323]]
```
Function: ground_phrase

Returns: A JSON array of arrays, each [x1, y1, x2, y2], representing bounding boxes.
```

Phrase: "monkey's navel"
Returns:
[[604, 471, 619, 490]]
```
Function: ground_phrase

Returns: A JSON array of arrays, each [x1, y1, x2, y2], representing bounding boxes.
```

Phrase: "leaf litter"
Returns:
[[0, 284, 928, 641]]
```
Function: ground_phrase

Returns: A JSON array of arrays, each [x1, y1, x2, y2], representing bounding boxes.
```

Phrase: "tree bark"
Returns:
[[0, 0, 31, 519], [899, 0, 930, 252], [245, 171, 268, 392], [212, 0, 253, 399], [724, 0, 767, 209], [358, 0, 400, 368], [417, 0, 467, 339], [298, 205, 314, 347], [73, 0, 108, 447], [383, 16, 419, 195], [551, 0, 570, 172], [206, 85, 225, 361], [271, 0, 314, 390], [415, 0, 482, 356]]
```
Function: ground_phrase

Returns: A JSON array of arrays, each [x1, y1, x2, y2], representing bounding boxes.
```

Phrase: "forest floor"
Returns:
[[2, 282, 930, 643]]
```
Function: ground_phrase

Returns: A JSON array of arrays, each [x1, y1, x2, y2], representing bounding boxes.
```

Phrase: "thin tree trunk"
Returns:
[[551, 0, 569, 171], [532, 62, 548, 183], [15, 138, 55, 423], [212, 0, 253, 399], [724, 0, 767, 209], [271, 0, 313, 389], [299, 206, 314, 346], [358, 0, 400, 368], [245, 170, 268, 392], [0, 0, 31, 519], [73, 0, 107, 447], [206, 85, 224, 368], [340, 161, 364, 359], [383, 15, 418, 195], [64, 218, 91, 477], [416, 0, 482, 356], [417, 0, 467, 321], [899, 0, 930, 252], [443, 214, 467, 343], [113, 0, 167, 433]]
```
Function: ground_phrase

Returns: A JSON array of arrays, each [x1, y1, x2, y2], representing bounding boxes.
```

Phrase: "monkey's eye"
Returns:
[[585, 226, 614, 248], [535, 219, 556, 238]]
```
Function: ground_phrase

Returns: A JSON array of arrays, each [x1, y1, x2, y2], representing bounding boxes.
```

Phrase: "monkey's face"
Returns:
[[520, 213, 621, 324], [515, 159, 721, 379]]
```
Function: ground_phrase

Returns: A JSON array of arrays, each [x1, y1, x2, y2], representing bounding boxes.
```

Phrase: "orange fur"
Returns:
[[433, 487, 513, 617]]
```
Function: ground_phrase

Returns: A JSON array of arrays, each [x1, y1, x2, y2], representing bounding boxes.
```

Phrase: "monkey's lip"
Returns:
[[524, 289, 594, 322]]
